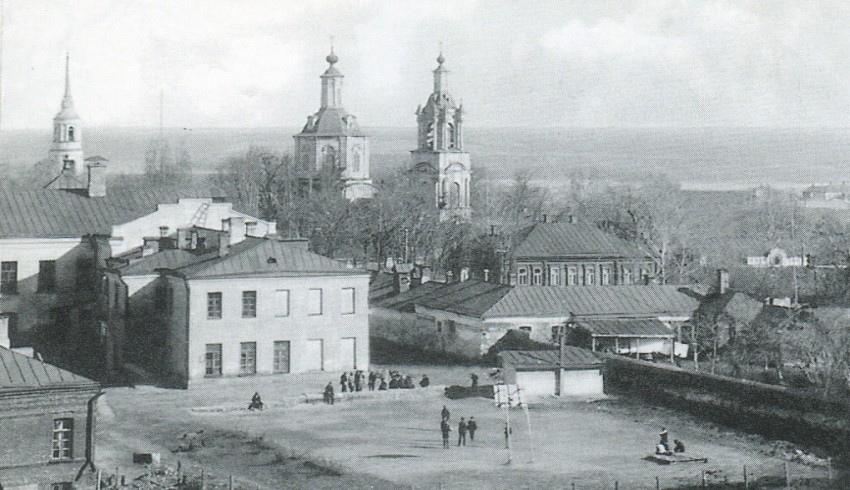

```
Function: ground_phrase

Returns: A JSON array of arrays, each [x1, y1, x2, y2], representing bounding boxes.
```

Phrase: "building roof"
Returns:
[[574, 318, 674, 338], [484, 285, 699, 320], [0, 347, 98, 391], [413, 280, 513, 318], [176, 238, 364, 279], [298, 107, 365, 137], [695, 290, 764, 327], [373, 282, 444, 313], [119, 249, 216, 276], [0, 184, 232, 239], [513, 221, 651, 260], [499, 347, 602, 369]]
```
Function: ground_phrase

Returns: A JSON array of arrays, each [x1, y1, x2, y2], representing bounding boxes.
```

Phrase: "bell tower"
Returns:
[[410, 53, 471, 221], [48, 54, 84, 182]]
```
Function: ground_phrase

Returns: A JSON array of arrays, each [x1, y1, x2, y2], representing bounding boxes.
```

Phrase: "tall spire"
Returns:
[[62, 52, 74, 109], [433, 49, 448, 95]]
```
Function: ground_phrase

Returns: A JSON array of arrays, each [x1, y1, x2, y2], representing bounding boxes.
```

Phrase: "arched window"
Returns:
[[426, 123, 435, 149], [585, 267, 596, 285], [351, 145, 362, 173], [517, 268, 528, 285], [68, 126, 75, 142], [550, 267, 561, 286], [532, 267, 542, 285], [322, 145, 337, 169], [450, 182, 461, 208], [567, 267, 578, 286], [448, 122, 456, 148]]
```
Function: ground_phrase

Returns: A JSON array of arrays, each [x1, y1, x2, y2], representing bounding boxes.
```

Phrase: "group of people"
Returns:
[[439, 405, 477, 448], [322, 370, 432, 404], [655, 427, 686, 455]]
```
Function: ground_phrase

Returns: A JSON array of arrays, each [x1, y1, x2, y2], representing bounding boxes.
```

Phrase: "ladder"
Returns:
[[190, 202, 210, 228]]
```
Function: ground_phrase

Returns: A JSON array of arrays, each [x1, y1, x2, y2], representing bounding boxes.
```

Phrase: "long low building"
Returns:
[[498, 347, 604, 398]]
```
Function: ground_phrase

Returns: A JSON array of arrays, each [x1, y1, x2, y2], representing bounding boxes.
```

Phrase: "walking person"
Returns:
[[470, 373, 479, 390], [457, 417, 467, 447], [467, 416, 477, 443], [324, 382, 334, 405], [440, 420, 451, 449], [441, 405, 450, 422]]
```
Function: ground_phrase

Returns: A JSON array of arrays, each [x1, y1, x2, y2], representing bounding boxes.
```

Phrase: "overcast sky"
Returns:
[[2, 0, 850, 129]]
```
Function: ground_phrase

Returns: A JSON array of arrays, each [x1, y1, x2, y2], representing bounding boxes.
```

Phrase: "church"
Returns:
[[410, 53, 472, 222], [293, 49, 374, 200]]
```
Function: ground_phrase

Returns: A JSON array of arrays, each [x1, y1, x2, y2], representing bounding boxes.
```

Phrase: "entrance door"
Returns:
[[339, 337, 356, 370], [304, 339, 324, 371], [205, 344, 222, 377]]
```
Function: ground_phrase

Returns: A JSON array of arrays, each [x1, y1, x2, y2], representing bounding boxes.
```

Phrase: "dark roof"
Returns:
[[0, 347, 98, 391], [484, 285, 699, 319], [369, 271, 399, 303], [575, 318, 674, 337], [374, 282, 443, 313], [513, 221, 651, 259], [119, 249, 215, 276], [499, 348, 602, 369], [297, 107, 365, 137], [413, 280, 514, 318], [695, 291, 763, 326], [177, 238, 365, 279], [0, 184, 233, 238]]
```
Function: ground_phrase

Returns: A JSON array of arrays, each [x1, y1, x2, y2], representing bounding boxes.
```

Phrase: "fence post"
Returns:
[[614, 481, 618, 490], [828, 457, 833, 481], [229, 474, 234, 490], [201, 468, 205, 490], [784, 462, 790, 489], [701, 469, 706, 489], [96, 469, 102, 490], [656, 475, 660, 490], [743, 464, 748, 489], [571, 484, 575, 490]]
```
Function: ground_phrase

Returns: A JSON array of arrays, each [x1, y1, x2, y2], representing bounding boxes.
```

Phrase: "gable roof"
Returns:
[[0, 184, 232, 239], [695, 291, 764, 326], [484, 285, 699, 320], [574, 318, 674, 337], [513, 221, 651, 259], [499, 348, 602, 369], [413, 280, 514, 318], [0, 347, 98, 391], [373, 282, 443, 313], [119, 249, 215, 276]]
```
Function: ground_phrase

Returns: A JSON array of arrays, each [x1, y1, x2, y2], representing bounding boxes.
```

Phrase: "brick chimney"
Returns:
[[86, 157, 108, 198], [0, 315, 10, 349], [717, 268, 729, 295]]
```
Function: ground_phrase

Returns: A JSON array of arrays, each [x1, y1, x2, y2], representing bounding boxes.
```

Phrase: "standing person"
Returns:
[[324, 382, 335, 405], [440, 420, 451, 449], [457, 417, 467, 447], [467, 416, 477, 443], [347, 372, 355, 392], [354, 370, 363, 392], [659, 428, 669, 452], [470, 373, 479, 390], [368, 371, 377, 391], [441, 405, 450, 422], [340, 372, 348, 393]]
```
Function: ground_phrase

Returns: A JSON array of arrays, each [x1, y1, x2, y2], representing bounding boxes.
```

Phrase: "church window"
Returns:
[[322, 145, 337, 169], [517, 268, 528, 285], [426, 123, 435, 149], [532, 267, 542, 285], [448, 122, 456, 148], [68, 126, 75, 142], [450, 182, 461, 208], [352, 145, 362, 173]]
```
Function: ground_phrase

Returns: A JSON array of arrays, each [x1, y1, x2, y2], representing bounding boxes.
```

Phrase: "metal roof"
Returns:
[[119, 249, 215, 276], [0, 347, 98, 390], [484, 285, 698, 319], [513, 221, 651, 259], [575, 318, 674, 337], [374, 282, 444, 313], [499, 348, 602, 369], [413, 280, 513, 318], [297, 107, 365, 137]]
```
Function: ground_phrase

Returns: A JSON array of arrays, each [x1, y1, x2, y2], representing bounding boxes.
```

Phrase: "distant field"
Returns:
[[3, 126, 850, 189]]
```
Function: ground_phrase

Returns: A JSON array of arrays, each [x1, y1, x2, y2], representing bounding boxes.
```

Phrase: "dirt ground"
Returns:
[[96, 364, 836, 490]]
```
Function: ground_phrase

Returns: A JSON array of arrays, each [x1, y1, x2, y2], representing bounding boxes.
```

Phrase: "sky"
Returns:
[[2, 0, 850, 129]]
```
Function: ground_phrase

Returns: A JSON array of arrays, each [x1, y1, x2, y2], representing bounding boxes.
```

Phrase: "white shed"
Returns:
[[498, 348, 604, 398]]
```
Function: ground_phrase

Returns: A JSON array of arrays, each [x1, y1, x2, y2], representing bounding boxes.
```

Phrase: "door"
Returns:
[[240, 342, 257, 375], [339, 337, 356, 370], [205, 344, 222, 377], [304, 339, 324, 371]]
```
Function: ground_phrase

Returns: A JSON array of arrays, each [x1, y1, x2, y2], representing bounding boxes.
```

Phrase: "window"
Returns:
[[532, 267, 543, 285], [275, 289, 290, 317], [205, 344, 222, 376], [308, 288, 322, 315], [567, 267, 578, 286], [585, 267, 595, 285], [207, 292, 222, 319], [51, 418, 74, 460], [242, 291, 257, 318], [341, 288, 355, 315], [240, 342, 257, 375], [273, 341, 290, 373], [517, 268, 528, 285], [1, 261, 18, 294], [640, 268, 648, 284], [550, 267, 561, 286], [622, 267, 632, 285], [601, 267, 611, 286], [67, 126, 75, 141], [551, 325, 561, 343], [436, 320, 443, 332], [446, 320, 457, 335], [519, 326, 532, 335], [38, 260, 57, 292], [52, 483, 73, 490]]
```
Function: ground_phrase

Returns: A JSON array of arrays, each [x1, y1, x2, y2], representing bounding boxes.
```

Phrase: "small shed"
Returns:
[[569, 318, 676, 360], [498, 347, 604, 397]]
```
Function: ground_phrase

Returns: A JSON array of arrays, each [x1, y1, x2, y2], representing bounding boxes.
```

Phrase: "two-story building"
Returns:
[[511, 220, 656, 287], [118, 235, 370, 388]]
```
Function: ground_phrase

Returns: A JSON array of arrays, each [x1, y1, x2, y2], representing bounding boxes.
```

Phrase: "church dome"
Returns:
[[326, 50, 339, 65]]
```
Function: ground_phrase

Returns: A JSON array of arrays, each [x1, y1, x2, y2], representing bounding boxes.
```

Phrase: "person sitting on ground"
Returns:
[[673, 439, 685, 453], [403, 375, 415, 389], [388, 376, 400, 389], [655, 443, 672, 456], [420, 374, 430, 388], [248, 392, 263, 411], [378, 378, 388, 390]]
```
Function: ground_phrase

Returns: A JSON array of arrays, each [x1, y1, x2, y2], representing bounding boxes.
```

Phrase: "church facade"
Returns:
[[410, 54, 472, 221], [293, 50, 373, 200]]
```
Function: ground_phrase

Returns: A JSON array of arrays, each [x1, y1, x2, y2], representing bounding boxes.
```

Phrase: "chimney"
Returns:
[[190, 231, 199, 250], [176, 228, 190, 250], [460, 268, 469, 282], [226, 216, 246, 245], [483, 269, 490, 282], [446, 271, 454, 283], [159, 226, 169, 237], [218, 233, 229, 257], [142, 237, 160, 257], [86, 158, 108, 198], [542, 214, 548, 223], [0, 315, 9, 349], [717, 268, 729, 295]]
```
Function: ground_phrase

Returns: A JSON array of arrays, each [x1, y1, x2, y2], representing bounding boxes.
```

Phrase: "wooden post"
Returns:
[[614, 337, 619, 353], [229, 474, 235, 490], [201, 468, 206, 490], [701, 469, 706, 488], [784, 462, 790, 489], [656, 475, 660, 490], [828, 457, 833, 481], [96, 469, 102, 490], [743, 464, 748, 489], [669, 336, 675, 363], [591, 336, 596, 352], [614, 481, 618, 490]]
